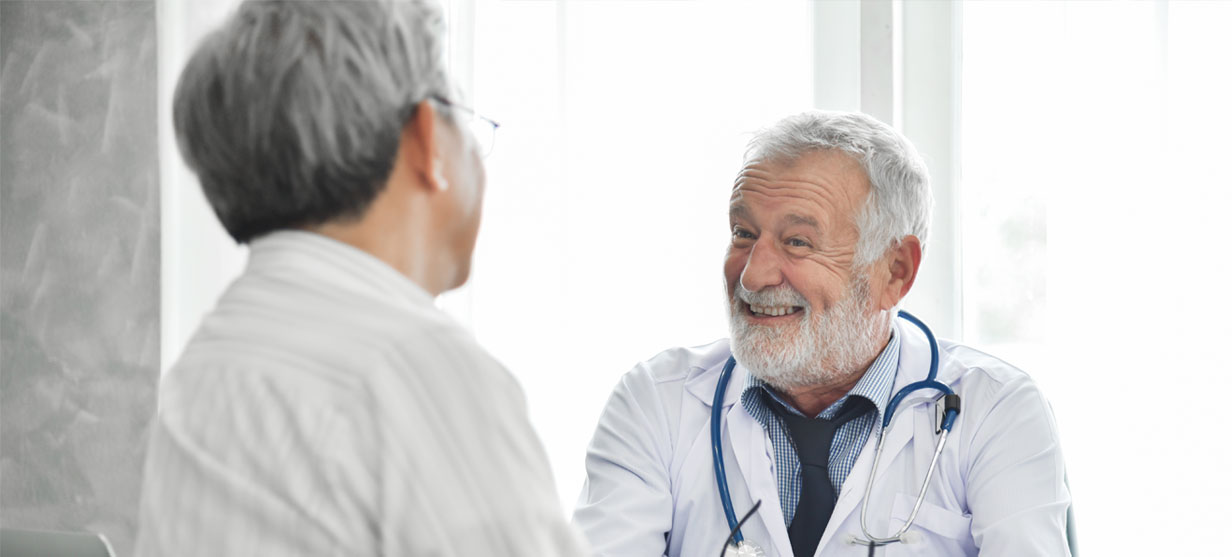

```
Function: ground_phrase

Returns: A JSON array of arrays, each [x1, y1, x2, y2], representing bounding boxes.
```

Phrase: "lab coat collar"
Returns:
[[682, 345, 746, 409], [887, 314, 958, 399]]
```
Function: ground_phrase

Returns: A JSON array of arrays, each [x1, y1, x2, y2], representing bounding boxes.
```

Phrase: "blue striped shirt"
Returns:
[[739, 329, 900, 526]]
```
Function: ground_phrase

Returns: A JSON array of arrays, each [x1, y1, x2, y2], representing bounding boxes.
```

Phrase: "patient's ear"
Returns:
[[877, 235, 922, 310], [402, 100, 446, 192]]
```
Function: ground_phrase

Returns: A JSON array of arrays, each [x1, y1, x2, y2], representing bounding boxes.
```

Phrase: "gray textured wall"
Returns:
[[0, 2, 160, 555]]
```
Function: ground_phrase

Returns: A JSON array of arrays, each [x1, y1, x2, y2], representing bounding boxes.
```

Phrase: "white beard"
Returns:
[[727, 273, 885, 392]]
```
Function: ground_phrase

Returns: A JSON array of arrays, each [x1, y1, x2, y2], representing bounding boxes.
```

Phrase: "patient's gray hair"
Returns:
[[174, 0, 452, 243], [745, 111, 933, 267]]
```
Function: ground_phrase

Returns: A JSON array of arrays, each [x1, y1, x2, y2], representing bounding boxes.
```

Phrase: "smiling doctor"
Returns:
[[573, 111, 1071, 556]]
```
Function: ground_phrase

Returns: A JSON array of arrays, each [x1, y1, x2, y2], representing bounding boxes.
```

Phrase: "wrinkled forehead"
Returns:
[[729, 150, 871, 222]]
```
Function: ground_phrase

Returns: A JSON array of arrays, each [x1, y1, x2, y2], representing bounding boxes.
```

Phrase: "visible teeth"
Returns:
[[750, 304, 800, 316]]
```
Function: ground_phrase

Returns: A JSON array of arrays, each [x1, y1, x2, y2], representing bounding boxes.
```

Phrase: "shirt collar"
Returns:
[[741, 323, 901, 423], [246, 230, 435, 310]]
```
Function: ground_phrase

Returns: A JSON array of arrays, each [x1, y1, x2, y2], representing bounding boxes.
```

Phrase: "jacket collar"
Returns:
[[246, 230, 435, 311], [682, 345, 745, 409]]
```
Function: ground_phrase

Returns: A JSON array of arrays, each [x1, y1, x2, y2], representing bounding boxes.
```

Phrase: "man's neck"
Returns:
[[313, 188, 456, 296], [777, 373, 864, 418], [777, 330, 892, 418]]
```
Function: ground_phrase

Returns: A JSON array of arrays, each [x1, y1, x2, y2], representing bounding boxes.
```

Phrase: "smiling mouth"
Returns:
[[744, 302, 805, 318]]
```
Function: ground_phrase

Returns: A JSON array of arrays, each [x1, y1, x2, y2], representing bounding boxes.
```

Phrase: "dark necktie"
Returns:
[[768, 394, 873, 557]]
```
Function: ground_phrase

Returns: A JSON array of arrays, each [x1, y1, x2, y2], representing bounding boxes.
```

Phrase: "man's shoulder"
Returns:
[[194, 264, 478, 370], [217, 257, 461, 335], [623, 338, 732, 387], [937, 339, 1033, 389], [936, 340, 1055, 427], [601, 339, 734, 421]]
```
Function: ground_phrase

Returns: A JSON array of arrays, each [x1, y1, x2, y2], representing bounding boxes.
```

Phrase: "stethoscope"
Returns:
[[713, 310, 961, 557]]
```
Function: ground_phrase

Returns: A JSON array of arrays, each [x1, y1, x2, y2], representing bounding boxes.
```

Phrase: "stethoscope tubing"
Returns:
[[856, 409, 952, 545], [712, 355, 744, 543], [855, 310, 959, 546]]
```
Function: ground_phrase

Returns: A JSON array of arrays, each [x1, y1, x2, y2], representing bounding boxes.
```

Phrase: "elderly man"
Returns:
[[573, 111, 1070, 556], [135, 1, 585, 555]]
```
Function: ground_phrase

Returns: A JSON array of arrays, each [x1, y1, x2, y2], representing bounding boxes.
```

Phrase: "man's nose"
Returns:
[[739, 242, 785, 292]]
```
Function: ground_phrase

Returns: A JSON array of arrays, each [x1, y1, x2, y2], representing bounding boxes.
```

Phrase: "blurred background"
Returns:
[[4, 1, 1230, 555]]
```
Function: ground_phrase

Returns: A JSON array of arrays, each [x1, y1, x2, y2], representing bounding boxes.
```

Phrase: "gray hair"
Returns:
[[174, 0, 452, 243], [745, 111, 933, 267]]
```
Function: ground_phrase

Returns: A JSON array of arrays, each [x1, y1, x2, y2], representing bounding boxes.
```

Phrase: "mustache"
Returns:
[[733, 284, 808, 308]]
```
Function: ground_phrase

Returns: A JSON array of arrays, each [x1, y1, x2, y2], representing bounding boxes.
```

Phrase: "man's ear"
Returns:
[[403, 100, 446, 192], [878, 235, 923, 311]]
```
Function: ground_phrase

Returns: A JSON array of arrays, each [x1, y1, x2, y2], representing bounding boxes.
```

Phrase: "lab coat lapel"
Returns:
[[683, 355, 793, 557], [725, 365, 794, 557], [816, 317, 934, 552], [817, 404, 916, 552]]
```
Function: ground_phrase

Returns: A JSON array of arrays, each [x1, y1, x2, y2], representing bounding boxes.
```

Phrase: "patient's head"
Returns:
[[175, 0, 485, 293]]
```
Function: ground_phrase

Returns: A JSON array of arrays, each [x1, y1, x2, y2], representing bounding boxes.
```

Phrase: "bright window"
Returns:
[[962, 2, 1232, 554]]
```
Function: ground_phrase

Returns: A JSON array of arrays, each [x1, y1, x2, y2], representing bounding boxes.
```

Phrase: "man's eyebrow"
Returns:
[[784, 213, 820, 230], [729, 204, 750, 221]]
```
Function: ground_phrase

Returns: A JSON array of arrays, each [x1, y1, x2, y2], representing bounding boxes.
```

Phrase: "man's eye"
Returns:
[[732, 228, 754, 240], [787, 237, 811, 248]]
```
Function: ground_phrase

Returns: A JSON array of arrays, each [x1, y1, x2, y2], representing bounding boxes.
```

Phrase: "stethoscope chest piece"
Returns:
[[722, 541, 766, 557]]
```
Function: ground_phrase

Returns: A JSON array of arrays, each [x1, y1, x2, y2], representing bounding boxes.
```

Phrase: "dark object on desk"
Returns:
[[0, 527, 115, 557]]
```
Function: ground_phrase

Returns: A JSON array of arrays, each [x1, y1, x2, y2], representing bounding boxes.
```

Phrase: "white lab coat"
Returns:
[[574, 317, 1070, 556]]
